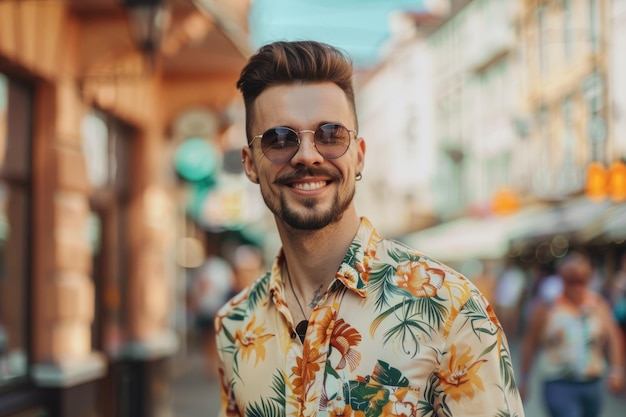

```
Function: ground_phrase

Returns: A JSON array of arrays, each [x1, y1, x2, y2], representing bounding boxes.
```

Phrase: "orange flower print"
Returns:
[[381, 387, 421, 417], [330, 319, 362, 371], [438, 345, 486, 402], [328, 404, 366, 417], [395, 261, 445, 298], [484, 298, 502, 328], [336, 264, 360, 288], [233, 316, 274, 366], [291, 342, 323, 396], [355, 248, 377, 284], [310, 306, 337, 346]]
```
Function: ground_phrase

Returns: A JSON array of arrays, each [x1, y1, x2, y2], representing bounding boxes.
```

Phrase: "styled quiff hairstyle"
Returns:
[[236, 40, 357, 143]]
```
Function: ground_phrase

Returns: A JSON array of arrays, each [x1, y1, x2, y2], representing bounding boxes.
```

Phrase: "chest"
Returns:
[[228, 295, 445, 416]]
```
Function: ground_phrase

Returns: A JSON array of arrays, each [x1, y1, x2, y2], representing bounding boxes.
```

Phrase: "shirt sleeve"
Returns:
[[435, 292, 525, 416], [215, 326, 242, 417]]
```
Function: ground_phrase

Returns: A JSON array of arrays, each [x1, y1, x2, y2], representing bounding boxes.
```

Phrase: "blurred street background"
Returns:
[[1, 0, 626, 416]]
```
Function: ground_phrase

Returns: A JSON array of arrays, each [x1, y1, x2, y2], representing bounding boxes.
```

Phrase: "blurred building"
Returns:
[[360, 0, 626, 283], [508, 0, 625, 273], [0, 0, 251, 416], [354, 12, 439, 238]]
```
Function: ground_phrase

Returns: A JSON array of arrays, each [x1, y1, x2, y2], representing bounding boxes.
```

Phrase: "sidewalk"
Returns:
[[170, 339, 221, 417]]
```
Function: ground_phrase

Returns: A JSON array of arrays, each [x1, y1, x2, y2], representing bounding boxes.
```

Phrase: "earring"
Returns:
[[356, 172, 362, 181]]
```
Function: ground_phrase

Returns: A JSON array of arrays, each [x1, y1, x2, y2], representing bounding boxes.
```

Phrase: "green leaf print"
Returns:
[[246, 371, 285, 417], [368, 263, 405, 310], [342, 240, 362, 266], [371, 360, 410, 387], [386, 246, 422, 264], [246, 273, 270, 311], [346, 381, 390, 415], [245, 398, 283, 417]]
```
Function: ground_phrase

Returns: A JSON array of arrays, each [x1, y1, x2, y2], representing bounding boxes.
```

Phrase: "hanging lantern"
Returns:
[[609, 160, 626, 203], [585, 161, 608, 202]]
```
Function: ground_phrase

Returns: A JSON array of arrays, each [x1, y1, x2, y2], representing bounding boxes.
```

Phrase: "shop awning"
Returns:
[[508, 197, 613, 250], [578, 202, 626, 243], [400, 205, 546, 263]]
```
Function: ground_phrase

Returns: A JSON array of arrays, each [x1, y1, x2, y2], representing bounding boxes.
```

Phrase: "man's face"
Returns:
[[242, 82, 365, 230]]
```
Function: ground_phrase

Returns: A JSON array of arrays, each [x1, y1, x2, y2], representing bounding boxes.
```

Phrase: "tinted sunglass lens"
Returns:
[[262, 127, 299, 163], [315, 124, 350, 159]]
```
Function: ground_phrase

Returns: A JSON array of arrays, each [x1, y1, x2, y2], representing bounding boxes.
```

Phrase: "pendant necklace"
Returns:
[[285, 260, 309, 342]]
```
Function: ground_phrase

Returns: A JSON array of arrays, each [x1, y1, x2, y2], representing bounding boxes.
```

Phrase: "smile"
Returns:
[[291, 180, 328, 191]]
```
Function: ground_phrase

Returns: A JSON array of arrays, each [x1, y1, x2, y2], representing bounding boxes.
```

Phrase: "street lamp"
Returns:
[[123, 0, 169, 65]]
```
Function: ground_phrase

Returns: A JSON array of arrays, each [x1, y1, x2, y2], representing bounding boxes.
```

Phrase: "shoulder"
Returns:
[[215, 272, 271, 330], [368, 237, 475, 304]]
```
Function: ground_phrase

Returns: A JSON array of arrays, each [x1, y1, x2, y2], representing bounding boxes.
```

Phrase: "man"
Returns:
[[215, 40, 524, 417]]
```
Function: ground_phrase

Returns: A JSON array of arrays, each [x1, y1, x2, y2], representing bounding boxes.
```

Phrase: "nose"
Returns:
[[290, 130, 324, 165]]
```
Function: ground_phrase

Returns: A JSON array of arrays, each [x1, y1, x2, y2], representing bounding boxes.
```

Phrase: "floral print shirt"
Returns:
[[215, 217, 524, 417]]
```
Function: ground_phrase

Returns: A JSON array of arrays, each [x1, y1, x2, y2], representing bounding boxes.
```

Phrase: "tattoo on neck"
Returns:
[[309, 285, 324, 308]]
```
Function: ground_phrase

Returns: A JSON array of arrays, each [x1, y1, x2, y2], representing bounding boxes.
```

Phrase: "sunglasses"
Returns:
[[250, 123, 357, 164]]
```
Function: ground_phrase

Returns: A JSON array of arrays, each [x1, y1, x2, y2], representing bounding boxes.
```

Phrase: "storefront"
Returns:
[[0, 0, 249, 416]]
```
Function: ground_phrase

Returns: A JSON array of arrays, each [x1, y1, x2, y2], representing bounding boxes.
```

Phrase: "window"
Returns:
[[82, 111, 132, 356], [589, 0, 600, 53], [0, 73, 33, 387], [563, 0, 573, 61]]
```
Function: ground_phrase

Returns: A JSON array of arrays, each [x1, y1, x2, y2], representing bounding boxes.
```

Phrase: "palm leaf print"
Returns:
[[370, 296, 446, 342], [419, 372, 452, 417], [269, 371, 286, 406], [386, 245, 422, 264], [246, 273, 270, 311], [495, 385, 522, 417], [462, 296, 499, 338], [342, 240, 362, 265], [245, 398, 283, 417], [498, 347, 517, 392], [246, 371, 285, 417], [368, 263, 405, 310], [382, 299, 437, 357]]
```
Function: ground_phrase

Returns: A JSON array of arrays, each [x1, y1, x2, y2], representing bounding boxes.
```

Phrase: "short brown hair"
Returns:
[[236, 40, 357, 142]]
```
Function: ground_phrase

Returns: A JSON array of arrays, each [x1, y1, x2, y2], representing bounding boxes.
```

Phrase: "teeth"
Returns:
[[292, 181, 326, 191]]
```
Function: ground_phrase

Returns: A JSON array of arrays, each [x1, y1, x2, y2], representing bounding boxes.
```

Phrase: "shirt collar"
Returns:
[[268, 217, 380, 300]]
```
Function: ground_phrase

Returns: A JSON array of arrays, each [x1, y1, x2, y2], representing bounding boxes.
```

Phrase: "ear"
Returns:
[[241, 147, 259, 184], [355, 137, 366, 177]]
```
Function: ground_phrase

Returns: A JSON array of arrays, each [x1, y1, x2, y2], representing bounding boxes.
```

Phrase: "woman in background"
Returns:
[[519, 251, 624, 417]]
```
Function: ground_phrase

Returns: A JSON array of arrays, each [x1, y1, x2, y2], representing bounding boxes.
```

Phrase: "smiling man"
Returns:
[[214, 40, 524, 417]]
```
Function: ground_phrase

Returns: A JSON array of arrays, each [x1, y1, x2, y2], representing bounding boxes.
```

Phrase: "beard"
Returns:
[[278, 189, 353, 230], [260, 169, 356, 230]]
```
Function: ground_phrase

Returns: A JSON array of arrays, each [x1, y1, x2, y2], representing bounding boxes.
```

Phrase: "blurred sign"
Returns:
[[174, 137, 219, 182]]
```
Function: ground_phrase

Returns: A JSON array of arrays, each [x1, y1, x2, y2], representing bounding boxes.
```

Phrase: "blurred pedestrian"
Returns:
[[519, 251, 625, 417], [495, 263, 527, 342], [609, 253, 626, 338], [538, 273, 563, 303], [215, 40, 523, 416], [231, 244, 266, 294], [610, 253, 626, 401], [191, 255, 234, 374]]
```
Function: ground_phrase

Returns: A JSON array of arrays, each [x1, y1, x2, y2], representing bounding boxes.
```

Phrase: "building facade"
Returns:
[[0, 0, 250, 416]]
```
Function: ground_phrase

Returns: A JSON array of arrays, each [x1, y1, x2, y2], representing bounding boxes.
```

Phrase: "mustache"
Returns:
[[274, 167, 342, 185]]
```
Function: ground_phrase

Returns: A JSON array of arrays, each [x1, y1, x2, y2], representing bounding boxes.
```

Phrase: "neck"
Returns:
[[562, 288, 589, 307], [278, 211, 360, 294]]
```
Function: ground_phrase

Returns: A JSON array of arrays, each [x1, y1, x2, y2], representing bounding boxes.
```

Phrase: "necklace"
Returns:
[[285, 262, 308, 320], [285, 260, 309, 342]]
